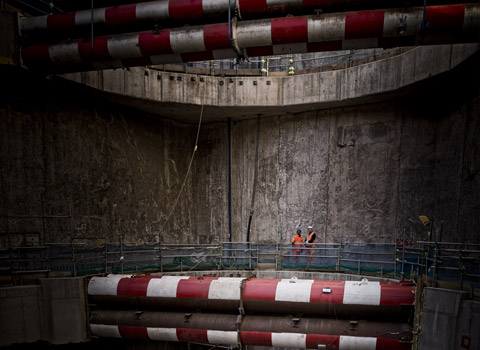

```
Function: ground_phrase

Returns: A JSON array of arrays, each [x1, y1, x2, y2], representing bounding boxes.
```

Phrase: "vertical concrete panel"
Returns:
[[455, 300, 480, 350], [124, 67, 146, 99], [40, 278, 89, 344], [459, 89, 480, 242], [325, 104, 400, 243], [102, 69, 125, 94], [144, 69, 162, 101], [277, 111, 329, 243], [0, 286, 44, 346], [248, 117, 280, 243], [192, 122, 228, 243], [419, 288, 466, 350], [433, 104, 466, 240]]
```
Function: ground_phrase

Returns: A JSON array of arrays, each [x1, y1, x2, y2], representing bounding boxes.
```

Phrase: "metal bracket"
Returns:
[[184, 313, 192, 322]]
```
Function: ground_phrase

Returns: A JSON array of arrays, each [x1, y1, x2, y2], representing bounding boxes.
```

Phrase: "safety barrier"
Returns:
[[1, 239, 479, 288]]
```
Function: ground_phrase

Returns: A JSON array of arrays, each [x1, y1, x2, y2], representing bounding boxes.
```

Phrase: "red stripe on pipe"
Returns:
[[139, 30, 173, 56], [305, 334, 339, 349], [169, 0, 203, 20], [376, 338, 412, 350], [121, 56, 153, 67], [117, 277, 153, 296], [204, 23, 231, 51], [181, 51, 215, 62], [427, 4, 465, 32], [271, 17, 308, 44], [78, 37, 110, 61], [310, 281, 345, 304], [118, 326, 149, 339], [345, 10, 385, 39], [177, 328, 209, 343], [245, 46, 274, 57], [307, 41, 343, 52], [239, 0, 267, 17], [240, 331, 272, 346], [242, 279, 281, 301], [379, 283, 415, 306], [105, 5, 138, 27], [176, 277, 218, 298], [47, 12, 76, 30], [21, 44, 51, 64]]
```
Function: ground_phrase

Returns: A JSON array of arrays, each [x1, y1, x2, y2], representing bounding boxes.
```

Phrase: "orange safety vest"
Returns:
[[306, 231, 316, 247], [291, 234, 303, 247]]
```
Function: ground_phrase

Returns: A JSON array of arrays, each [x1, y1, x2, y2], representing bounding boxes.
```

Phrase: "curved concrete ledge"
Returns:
[[62, 43, 479, 122]]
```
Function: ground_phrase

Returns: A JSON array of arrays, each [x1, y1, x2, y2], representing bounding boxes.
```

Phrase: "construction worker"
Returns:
[[305, 226, 316, 265], [291, 229, 303, 264]]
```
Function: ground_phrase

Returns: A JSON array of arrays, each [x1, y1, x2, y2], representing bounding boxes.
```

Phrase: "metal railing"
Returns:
[[1, 238, 479, 288]]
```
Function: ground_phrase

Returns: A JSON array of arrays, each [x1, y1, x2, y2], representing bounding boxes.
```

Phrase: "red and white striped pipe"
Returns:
[[19, 0, 471, 35], [88, 275, 415, 317], [21, 4, 480, 72], [90, 324, 412, 349]]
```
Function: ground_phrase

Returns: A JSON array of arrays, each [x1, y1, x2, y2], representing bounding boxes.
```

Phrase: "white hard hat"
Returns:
[[308, 226, 313, 229]]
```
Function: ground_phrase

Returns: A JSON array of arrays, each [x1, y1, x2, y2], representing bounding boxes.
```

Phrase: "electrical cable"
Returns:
[[158, 78, 206, 240]]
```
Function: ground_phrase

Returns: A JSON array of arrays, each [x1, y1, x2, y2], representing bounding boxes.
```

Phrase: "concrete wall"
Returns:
[[419, 288, 480, 350], [1, 50, 479, 246], [0, 278, 89, 346]]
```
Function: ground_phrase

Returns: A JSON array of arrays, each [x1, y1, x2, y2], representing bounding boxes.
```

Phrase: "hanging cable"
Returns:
[[419, 0, 430, 33], [245, 115, 261, 245], [158, 78, 206, 239]]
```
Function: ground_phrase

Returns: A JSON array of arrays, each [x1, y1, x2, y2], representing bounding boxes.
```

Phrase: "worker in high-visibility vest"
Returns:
[[305, 226, 316, 265], [291, 229, 303, 264]]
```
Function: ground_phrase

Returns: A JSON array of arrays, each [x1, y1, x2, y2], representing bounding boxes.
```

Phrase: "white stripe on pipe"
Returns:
[[343, 280, 381, 305], [146, 276, 190, 297], [136, 1, 169, 21], [208, 277, 244, 300], [49, 42, 82, 64], [147, 327, 179, 341], [339, 336, 377, 350], [20, 16, 48, 33], [273, 43, 308, 55], [271, 333, 307, 348], [203, 0, 228, 16], [90, 324, 121, 338], [383, 10, 422, 37], [207, 330, 238, 345], [75, 8, 106, 26], [88, 276, 122, 296], [308, 14, 346, 42], [170, 27, 206, 53], [150, 54, 183, 65], [107, 34, 142, 59], [237, 20, 272, 48], [275, 279, 314, 303]]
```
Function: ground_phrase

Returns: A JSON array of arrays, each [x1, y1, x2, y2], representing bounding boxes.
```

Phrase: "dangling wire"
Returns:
[[419, 0, 430, 33], [158, 78, 206, 237]]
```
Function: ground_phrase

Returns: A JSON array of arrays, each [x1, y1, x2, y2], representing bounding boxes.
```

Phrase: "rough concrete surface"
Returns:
[[0, 48, 479, 247]]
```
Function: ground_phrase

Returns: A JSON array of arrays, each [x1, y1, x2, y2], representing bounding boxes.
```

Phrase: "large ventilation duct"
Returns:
[[20, 4, 480, 73], [89, 310, 413, 349], [19, 0, 474, 36], [88, 275, 415, 319]]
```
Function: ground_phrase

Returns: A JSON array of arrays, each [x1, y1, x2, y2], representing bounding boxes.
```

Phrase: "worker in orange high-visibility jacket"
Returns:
[[305, 226, 316, 265], [291, 229, 304, 264]]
